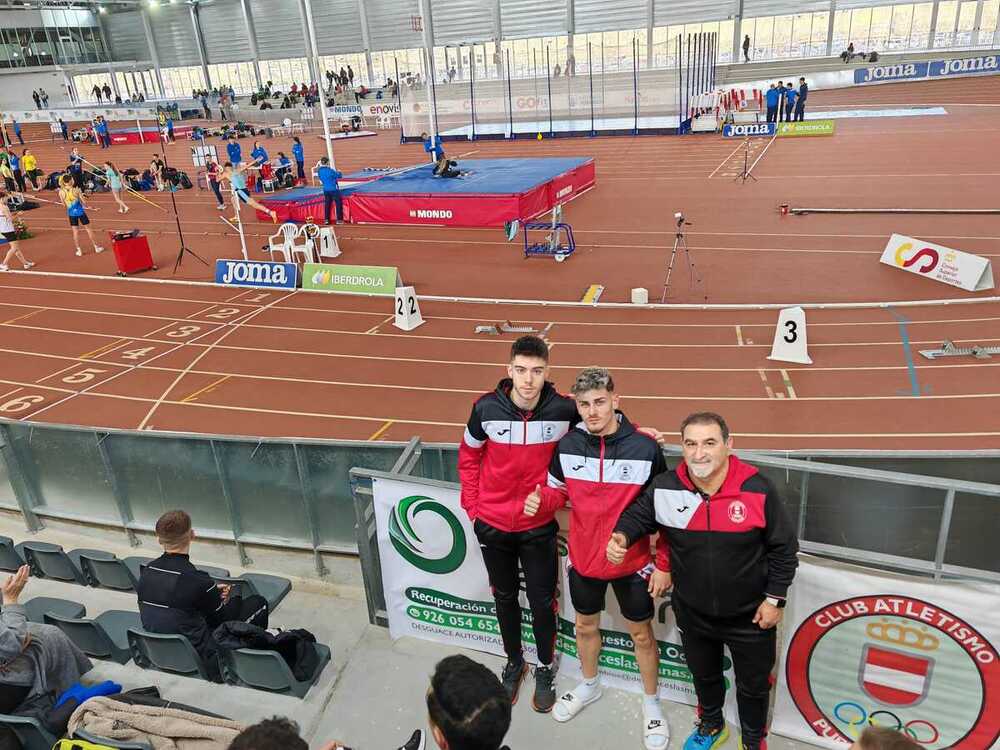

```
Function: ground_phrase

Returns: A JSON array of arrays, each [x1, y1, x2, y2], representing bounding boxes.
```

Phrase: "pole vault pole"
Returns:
[[300, 0, 336, 168], [418, 0, 438, 158]]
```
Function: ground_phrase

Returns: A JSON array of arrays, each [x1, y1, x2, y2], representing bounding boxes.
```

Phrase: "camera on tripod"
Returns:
[[674, 212, 688, 228]]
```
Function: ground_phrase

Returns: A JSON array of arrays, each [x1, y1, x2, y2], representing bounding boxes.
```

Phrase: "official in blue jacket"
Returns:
[[292, 136, 305, 182], [226, 137, 242, 166], [250, 142, 269, 192], [764, 85, 780, 123], [783, 85, 798, 123], [317, 157, 344, 224], [795, 78, 808, 122], [421, 131, 444, 162]]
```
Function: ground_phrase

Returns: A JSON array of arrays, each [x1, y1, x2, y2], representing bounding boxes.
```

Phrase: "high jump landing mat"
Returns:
[[256, 157, 595, 227], [109, 125, 196, 144]]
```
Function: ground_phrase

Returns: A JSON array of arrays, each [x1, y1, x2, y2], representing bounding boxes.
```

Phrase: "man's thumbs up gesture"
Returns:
[[524, 484, 542, 516]]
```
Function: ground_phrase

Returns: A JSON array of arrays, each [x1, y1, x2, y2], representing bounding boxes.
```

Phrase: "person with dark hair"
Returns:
[[427, 655, 511, 750], [531, 368, 670, 749], [764, 84, 779, 124], [317, 156, 344, 224], [458, 335, 576, 713], [852, 726, 925, 750], [21, 149, 39, 191], [12, 120, 23, 145], [103, 161, 129, 213], [207, 157, 226, 210], [292, 136, 305, 183], [608, 412, 799, 750], [743, 35, 751, 62], [783, 83, 797, 123], [137, 510, 269, 682], [795, 77, 808, 122], [230, 717, 307, 750], [1, 190, 35, 272]]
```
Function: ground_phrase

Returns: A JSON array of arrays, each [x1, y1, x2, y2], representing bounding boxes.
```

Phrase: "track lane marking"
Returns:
[[367, 420, 395, 441], [180, 375, 231, 403]]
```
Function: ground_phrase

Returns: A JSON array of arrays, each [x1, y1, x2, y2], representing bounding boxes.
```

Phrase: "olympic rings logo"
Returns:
[[833, 702, 940, 745]]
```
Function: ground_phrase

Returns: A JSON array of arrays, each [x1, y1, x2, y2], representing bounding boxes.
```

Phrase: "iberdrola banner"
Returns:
[[772, 556, 1000, 750], [372, 476, 738, 719]]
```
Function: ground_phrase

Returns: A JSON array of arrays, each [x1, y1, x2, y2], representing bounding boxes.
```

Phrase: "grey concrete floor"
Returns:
[[1, 517, 820, 750]]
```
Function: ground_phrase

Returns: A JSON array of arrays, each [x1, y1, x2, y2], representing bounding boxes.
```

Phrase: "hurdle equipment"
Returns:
[[524, 205, 575, 262], [919, 341, 1000, 360], [768, 307, 812, 365], [393, 286, 424, 331]]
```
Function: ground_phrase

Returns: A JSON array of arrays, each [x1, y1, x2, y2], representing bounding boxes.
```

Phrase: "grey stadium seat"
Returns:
[[44, 610, 141, 664], [15, 541, 106, 585], [0, 715, 56, 750], [78, 552, 152, 590], [127, 627, 215, 680], [23, 596, 86, 623], [210, 573, 292, 611], [220, 642, 331, 698], [0, 536, 24, 572]]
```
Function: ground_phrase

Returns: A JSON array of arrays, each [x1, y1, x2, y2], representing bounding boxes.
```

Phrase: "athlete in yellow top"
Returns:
[[58, 175, 104, 257]]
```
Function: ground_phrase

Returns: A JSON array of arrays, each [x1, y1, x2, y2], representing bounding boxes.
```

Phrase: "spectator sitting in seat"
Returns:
[[138, 510, 268, 682], [232, 716, 424, 750], [0, 565, 93, 713]]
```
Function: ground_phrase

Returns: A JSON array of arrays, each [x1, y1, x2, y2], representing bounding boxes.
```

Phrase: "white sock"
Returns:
[[574, 676, 599, 699], [643, 693, 663, 717]]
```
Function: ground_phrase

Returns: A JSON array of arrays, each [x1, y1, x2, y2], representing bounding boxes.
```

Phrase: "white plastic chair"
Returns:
[[291, 225, 316, 264], [266, 223, 298, 263]]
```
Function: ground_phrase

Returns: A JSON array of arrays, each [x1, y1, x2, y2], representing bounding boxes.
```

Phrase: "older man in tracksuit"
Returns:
[[608, 412, 798, 750]]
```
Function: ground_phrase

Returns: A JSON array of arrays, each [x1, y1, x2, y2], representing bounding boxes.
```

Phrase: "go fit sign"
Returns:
[[879, 234, 994, 292]]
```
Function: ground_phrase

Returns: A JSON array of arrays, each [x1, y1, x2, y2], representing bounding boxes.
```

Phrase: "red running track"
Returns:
[[1, 77, 999, 449]]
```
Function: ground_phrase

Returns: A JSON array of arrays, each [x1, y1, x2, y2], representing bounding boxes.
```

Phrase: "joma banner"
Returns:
[[772, 556, 1000, 750], [372, 476, 739, 718]]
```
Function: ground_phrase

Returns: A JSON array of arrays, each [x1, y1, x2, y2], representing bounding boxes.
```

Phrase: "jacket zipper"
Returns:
[[705, 491, 718, 615], [515, 412, 529, 529]]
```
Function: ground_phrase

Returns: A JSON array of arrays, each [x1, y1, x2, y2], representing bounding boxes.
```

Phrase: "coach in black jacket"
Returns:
[[607, 412, 797, 750], [138, 510, 268, 681]]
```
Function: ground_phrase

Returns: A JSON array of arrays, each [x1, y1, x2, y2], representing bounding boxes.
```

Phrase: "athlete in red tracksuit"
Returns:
[[525, 367, 671, 750], [458, 335, 576, 712], [609, 412, 799, 750]]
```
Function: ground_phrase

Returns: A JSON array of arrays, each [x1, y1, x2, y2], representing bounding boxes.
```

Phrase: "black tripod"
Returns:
[[734, 136, 758, 183], [156, 123, 207, 274], [661, 214, 707, 303]]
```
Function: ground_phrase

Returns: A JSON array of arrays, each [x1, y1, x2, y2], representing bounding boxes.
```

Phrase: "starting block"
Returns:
[[919, 340, 999, 360], [474, 320, 538, 335]]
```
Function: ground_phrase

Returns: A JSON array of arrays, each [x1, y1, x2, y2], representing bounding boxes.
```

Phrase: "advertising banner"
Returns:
[[929, 54, 1000, 78], [880, 234, 994, 292], [772, 556, 1000, 750], [302, 263, 400, 294], [854, 62, 930, 84], [722, 122, 776, 137], [372, 476, 739, 719], [214, 259, 297, 289], [777, 120, 835, 137]]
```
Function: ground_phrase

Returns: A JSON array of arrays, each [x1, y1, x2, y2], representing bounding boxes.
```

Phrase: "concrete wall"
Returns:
[[0, 68, 73, 111]]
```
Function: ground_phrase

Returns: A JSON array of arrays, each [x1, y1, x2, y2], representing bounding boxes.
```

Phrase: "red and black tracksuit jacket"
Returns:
[[540, 414, 670, 580], [614, 455, 798, 617], [458, 379, 577, 531]]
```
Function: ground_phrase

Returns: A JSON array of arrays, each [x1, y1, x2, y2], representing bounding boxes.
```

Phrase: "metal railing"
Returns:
[[349, 443, 1000, 627]]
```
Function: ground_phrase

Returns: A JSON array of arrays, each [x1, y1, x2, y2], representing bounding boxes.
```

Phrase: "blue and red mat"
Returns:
[[257, 157, 595, 227]]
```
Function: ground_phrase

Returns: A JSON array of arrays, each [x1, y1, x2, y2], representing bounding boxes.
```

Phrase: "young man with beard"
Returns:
[[459, 338, 666, 712], [525, 368, 671, 750], [607, 412, 798, 750]]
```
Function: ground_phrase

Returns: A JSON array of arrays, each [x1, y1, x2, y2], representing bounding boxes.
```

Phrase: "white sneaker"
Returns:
[[643, 709, 670, 750], [75, 248, 83, 256], [94, 246, 105, 254], [123, 205, 130, 213], [0, 264, 8, 272], [22, 261, 35, 269]]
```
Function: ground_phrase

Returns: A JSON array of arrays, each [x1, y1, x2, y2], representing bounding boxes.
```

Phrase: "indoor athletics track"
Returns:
[[2, 77, 999, 449]]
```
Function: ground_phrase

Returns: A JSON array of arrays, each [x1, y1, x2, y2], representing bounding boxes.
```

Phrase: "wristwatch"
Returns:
[[765, 596, 786, 609]]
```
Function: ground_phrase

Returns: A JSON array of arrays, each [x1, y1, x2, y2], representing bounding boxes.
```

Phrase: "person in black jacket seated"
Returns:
[[137, 510, 268, 680]]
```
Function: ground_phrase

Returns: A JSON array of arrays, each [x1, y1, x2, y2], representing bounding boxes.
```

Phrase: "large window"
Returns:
[[208, 62, 258, 95], [161, 65, 206, 98], [258, 58, 311, 90]]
